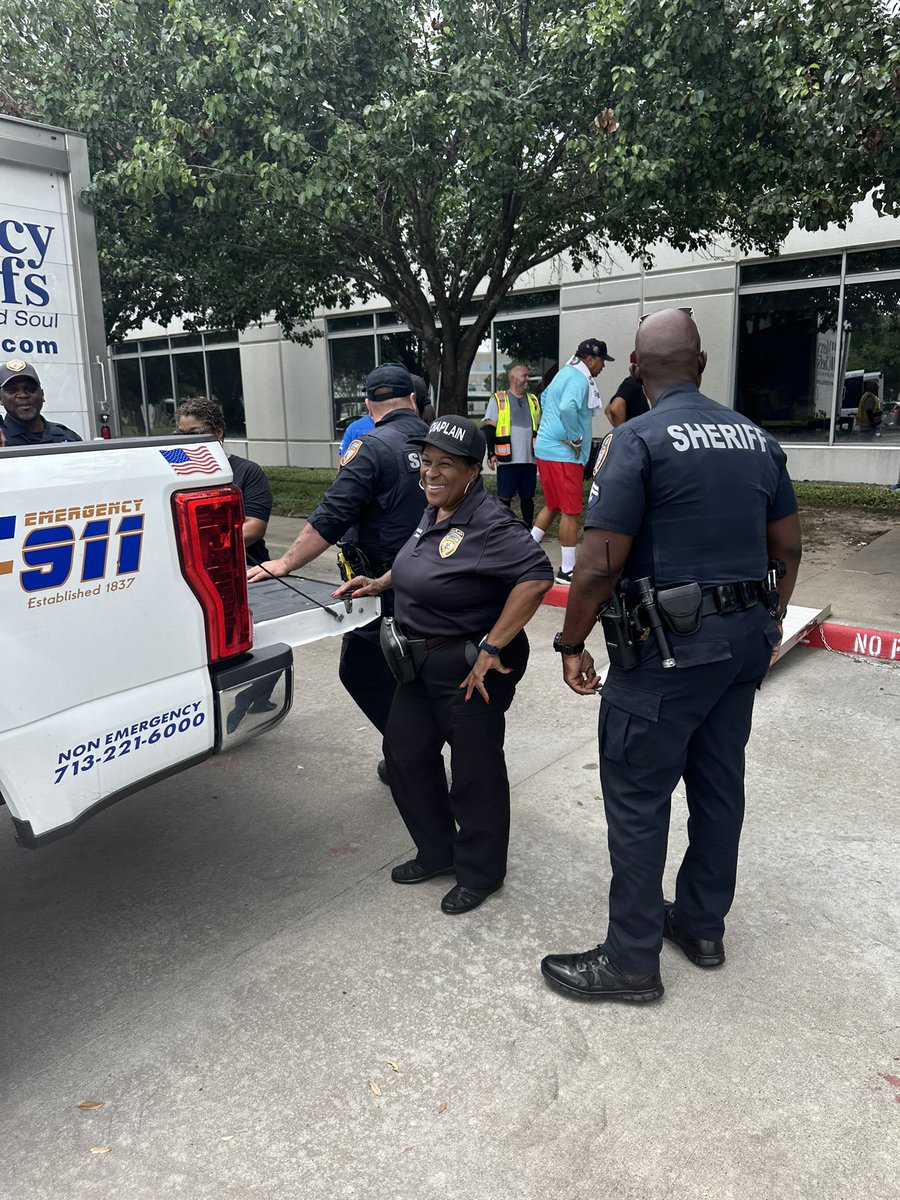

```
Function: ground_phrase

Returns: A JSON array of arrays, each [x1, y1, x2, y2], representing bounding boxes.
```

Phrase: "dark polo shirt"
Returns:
[[1, 413, 82, 446], [392, 479, 553, 638]]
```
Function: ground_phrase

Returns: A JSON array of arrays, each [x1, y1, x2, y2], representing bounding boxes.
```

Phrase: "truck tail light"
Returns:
[[173, 487, 252, 662]]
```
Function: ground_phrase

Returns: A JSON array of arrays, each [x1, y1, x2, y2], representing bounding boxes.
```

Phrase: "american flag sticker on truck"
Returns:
[[160, 447, 221, 475]]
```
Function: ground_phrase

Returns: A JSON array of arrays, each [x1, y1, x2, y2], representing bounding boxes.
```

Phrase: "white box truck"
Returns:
[[0, 113, 112, 438]]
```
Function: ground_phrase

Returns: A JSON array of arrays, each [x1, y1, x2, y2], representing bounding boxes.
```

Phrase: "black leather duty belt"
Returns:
[[699, 581, 762, 616]]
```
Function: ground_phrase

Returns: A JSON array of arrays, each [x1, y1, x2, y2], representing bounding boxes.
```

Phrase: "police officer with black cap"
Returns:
[[335, 416, 553, 914], [248, 364, 428, 773], [0, 360, 82, 445], [541, 308, 802, 1003]]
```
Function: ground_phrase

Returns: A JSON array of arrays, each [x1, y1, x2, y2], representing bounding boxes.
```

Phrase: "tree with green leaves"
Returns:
[[5, 0, 898, 411]]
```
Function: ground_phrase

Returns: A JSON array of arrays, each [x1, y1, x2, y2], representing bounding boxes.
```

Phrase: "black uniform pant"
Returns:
[[339, 617, 396, 736], [383, 631, 530, 889], [598, 607, 779, 974]]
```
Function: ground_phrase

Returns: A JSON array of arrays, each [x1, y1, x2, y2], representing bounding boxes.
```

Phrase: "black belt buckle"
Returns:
[[713, 584, 738, 614]]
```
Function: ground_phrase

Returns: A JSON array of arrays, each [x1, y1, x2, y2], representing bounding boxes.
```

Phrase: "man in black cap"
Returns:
[[0, 360, 82, 446], [247, 364, 428, 778], [532, 338, 614, 584]]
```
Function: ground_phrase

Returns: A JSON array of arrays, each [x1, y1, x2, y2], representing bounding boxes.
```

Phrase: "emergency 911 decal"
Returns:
[[54, 701, 206, 785], [0, 498, 145, 608]]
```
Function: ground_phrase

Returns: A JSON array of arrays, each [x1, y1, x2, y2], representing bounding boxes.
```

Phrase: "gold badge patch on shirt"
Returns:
[[439, 528, 465, 558], [340, 438, 364, 466], [593, 432, 614, 476]]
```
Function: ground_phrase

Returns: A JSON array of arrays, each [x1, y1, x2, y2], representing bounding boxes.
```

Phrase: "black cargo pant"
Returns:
[[598, 606, 780, 973], [338, 616, 396, 735], [384, 631, 530, 889]]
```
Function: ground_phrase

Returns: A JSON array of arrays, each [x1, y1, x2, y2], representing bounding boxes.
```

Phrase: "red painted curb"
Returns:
[[802, 622, 900, 662], [542, 584, 571, 608]]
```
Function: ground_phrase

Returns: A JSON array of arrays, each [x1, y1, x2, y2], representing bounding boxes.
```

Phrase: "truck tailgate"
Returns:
[[250, 577, 379, 649]]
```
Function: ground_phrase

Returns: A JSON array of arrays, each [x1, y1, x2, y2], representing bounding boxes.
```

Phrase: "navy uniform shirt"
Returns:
[[392, 479, 554, 637], [1, 413, 82, 445], [586, 383, 797, 589], [229, 453, 273, 566], [307, 407, 429, 571]]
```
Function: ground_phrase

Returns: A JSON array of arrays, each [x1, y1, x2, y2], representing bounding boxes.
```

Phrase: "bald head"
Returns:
[[634, 309, 706, 403]]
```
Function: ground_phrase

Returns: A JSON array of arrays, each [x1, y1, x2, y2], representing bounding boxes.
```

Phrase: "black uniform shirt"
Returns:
[[392, 479, 553, 638], [308, 408, 429, 570], [2, 413, 82, 445], [229, 453, 273, 566], [585, 383, 797, 590], [612, 375, 650, 422]]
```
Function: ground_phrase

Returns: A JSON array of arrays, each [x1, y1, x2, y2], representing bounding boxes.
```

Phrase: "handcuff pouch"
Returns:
[[656, 582, 703, 636]]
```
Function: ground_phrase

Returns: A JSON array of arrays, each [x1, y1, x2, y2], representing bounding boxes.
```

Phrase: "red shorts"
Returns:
[[537, 458, 583, 515]]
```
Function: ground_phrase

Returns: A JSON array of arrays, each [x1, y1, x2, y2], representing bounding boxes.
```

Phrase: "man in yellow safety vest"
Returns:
[[482, 364, 542, 526]]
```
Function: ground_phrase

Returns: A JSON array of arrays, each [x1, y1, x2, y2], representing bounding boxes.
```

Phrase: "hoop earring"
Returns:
[[418, 479, 426, 491], [463, 479, 473, 496]]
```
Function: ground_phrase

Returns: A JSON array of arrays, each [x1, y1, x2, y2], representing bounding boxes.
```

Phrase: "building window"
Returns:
[[737, 249, 900, 445], [841, 278, 900, 439], [736, 287, 839, 444], [325, 294, 560, 432], [109, 332, 246, 438], [330, 335, 377, 440]]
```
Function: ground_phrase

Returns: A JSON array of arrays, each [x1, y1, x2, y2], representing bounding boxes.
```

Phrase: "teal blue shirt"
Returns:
[[533, 363, 592, 465]]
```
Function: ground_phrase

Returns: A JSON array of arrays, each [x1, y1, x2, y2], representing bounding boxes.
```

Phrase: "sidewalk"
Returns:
[[265, 515, 900, 633]]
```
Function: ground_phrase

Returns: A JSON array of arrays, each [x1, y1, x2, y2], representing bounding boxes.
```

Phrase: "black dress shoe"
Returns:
[[376, 759, 389, 784], [391, 859, 454, 885], [440, 882, 502, 914], [541, 947, 664, 1002], [663, 902, 725, 967]]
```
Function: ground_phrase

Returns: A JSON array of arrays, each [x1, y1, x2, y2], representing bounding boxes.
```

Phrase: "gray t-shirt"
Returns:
[[483, 391, 536, 464]]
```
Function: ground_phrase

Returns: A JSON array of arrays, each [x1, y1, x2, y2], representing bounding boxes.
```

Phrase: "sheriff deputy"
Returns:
[[247, 364, 428, 779]]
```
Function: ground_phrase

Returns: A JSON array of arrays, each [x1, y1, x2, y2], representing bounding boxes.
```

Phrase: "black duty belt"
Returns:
[[699, 581, 762, 616]]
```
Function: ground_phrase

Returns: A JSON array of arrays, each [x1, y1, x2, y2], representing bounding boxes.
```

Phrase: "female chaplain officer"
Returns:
[[335, 416, 553, 914]]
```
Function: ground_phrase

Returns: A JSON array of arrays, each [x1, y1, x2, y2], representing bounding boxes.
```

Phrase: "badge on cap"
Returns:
[[439, 528, 465, 558], [4, 359, 27, 373], [340, 438, 364, 466]]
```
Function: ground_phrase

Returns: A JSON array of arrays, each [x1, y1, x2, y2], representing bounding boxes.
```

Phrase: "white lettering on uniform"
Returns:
[[667, 420, 769, 452]]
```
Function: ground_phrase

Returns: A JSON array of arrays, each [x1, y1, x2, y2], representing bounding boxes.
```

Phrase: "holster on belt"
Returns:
[[379, 617, 429, 684]]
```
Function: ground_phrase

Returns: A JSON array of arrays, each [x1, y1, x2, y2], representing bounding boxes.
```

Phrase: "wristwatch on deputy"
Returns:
[[553, 632, 585, 656], [478, 638, 502, 656]]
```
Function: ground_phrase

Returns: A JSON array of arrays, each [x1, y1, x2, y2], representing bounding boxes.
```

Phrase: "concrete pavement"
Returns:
[[1, 532, 898, 1196]]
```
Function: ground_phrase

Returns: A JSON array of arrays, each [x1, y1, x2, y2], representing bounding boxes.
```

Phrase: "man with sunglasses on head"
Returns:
[[542, 308, 802, 1005]]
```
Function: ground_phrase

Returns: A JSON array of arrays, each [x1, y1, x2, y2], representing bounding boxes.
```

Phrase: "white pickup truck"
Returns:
[[0, 436, 376, 846]]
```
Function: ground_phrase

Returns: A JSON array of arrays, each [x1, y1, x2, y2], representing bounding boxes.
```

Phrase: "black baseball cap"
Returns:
[[0, 359, 41, 388], [413, 415, 487, 462], [366, 363, 415, 402], [576, 339, 615, 362]]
